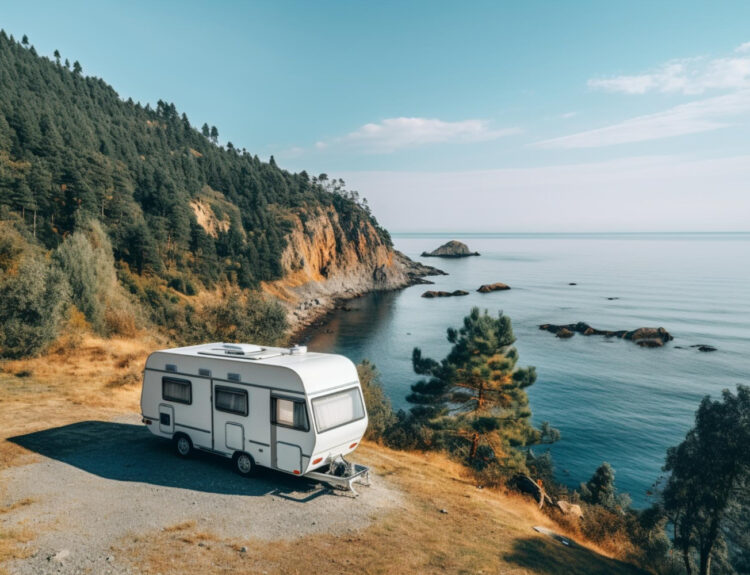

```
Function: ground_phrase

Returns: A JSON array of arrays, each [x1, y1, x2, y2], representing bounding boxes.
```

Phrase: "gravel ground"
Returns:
[[1, 414, 400, 575]]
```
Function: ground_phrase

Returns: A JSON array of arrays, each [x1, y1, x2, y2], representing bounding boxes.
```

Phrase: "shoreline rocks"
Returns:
[[421, 240, 480, 258], [539, 322, 673, 348], [422, 290, 470, 298], [477, 282, 510, 293]]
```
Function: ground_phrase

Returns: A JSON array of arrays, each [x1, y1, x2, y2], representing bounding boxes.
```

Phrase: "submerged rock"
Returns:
[[422, 290, 470, 298], [691, 344, 717, 352], [539, 322, 673, 348], [477, 282, 511, 293], [421, 240, 480, 258]]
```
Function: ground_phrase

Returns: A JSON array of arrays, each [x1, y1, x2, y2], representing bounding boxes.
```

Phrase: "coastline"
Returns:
[[284, 251, 445, 345]]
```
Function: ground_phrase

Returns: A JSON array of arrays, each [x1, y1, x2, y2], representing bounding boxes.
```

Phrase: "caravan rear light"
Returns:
[[349, 442, 358, 449], [293, 470, 300, 475], [312, 457, 323, 465], [142, 418, 152, 425]]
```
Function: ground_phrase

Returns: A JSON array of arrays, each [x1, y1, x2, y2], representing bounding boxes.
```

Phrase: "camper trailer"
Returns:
[[140, 342, 370, 492]]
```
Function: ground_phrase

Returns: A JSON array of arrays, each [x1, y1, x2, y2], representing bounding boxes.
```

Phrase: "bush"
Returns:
[[192, 289, 287, 345], [0, 254, 69, 358], [357, 360, 396, 441], [55, 221, 141, 336]]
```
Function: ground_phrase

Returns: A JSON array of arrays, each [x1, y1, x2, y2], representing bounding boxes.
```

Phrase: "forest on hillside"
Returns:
[[0, 31, 390, 357]]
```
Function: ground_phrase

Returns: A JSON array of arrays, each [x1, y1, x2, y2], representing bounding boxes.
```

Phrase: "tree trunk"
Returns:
[[469, 433, 479, 461], [699, 545, 711, 575]]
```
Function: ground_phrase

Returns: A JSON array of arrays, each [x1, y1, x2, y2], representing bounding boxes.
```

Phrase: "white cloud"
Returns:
[[338, 117, 520, 153], [534, 90, 750, 149], [589, 43, 750, 95], [560, 111, 578, 119]]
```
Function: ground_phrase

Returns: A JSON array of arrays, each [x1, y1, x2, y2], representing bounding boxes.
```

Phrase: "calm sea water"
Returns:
[[305, 233, 750, 507]]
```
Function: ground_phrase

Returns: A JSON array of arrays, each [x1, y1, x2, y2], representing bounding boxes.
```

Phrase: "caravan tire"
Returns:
[[174, 433, 192, 458], [233, 452, 255, 476]]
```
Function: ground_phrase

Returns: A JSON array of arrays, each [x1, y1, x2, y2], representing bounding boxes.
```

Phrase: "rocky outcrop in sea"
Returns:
[[539, 322, 673, 347], [421, 240, 480, 258]]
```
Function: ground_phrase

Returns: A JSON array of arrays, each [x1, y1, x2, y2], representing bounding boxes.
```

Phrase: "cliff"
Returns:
[[261, 207, 443, 330]]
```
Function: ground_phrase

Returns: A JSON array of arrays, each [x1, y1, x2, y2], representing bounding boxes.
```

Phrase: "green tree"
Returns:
[[21, 34, 28, 46], [210, 125, 218, 143], [73, 60, 82, 75], [53, 49, 60, 64], [580, 462, 621, 510], [661, 385, 750, 575], [408, 307, 556, 471], [201, 123, 210, 138]]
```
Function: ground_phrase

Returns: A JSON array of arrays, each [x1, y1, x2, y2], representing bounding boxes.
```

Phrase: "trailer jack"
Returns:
[[305, 455, 371, 496]]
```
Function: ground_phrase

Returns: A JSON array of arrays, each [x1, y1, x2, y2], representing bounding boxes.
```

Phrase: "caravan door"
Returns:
[[270, 394, 310, 474], [211, 384, 249, 455]]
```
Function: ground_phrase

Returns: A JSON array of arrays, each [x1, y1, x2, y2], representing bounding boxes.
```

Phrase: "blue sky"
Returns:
[[4, 1, 750, 231]]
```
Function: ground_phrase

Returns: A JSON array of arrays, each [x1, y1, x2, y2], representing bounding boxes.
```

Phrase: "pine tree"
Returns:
[[580, 462, 618, 510], [661, 385, 750, 575], [409, 308, 556, 470]]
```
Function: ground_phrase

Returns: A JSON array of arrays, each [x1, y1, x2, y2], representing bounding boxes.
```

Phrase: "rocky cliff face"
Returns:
[[261, 207, 441, 330]]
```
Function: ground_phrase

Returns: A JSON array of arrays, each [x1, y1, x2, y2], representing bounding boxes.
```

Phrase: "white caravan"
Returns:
[[140, 342, 370, 492]]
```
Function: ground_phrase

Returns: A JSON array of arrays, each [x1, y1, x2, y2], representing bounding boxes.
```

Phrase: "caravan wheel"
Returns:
[[234, 452, 255, 476], [174, 433, 192, 457]]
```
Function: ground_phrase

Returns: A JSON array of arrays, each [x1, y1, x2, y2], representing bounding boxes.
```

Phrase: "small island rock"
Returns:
[[477, 282, 511, 293], [421, 240, 479, 258], [422, 290, 470, 298]]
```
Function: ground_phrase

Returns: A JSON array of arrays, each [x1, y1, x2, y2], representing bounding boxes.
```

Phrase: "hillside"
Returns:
[[0, 340, 645, 575], [0, 31, 436, 356]]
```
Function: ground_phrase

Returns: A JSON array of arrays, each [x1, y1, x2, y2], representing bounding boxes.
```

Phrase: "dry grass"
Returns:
[[117, 444, 646, 575], [0, 333, 154, 469]]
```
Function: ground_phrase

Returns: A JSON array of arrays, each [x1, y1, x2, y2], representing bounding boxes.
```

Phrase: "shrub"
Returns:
[[0, 255, 69, 358], [55, 221, 141, 336], [357, 360, 396, 442], [192, 289, 288, 345]]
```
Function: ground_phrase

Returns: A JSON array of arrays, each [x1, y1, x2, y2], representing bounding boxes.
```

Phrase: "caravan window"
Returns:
[[312, 387, 365, 432], [215, 386, 248, 416], [162, 377, 192, 405], [272, 397, 309, 431]]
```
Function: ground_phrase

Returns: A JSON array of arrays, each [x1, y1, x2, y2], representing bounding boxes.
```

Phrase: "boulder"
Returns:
[[477, 282, 511, 293], [556, 500, 584, 519], [556, 327, 574, 339], [421, 290, 470, 298], [623, 327, 673, 344], [421, 240, 480, 258]]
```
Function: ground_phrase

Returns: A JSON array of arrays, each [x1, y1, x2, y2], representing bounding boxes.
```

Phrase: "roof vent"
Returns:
[[227, 373, 241, 382], [222, 343, 263, 356], [289, 345, 307, 356]]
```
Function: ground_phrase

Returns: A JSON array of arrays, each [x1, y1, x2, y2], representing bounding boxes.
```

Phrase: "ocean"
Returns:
[[305, 233, 750, 507]]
